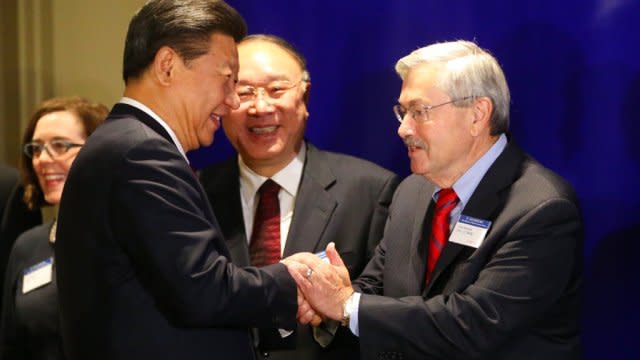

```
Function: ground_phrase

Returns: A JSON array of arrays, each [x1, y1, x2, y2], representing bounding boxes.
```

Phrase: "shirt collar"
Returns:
[[119, 97, 189, 164], [238, 142, 306, 200], [433, 133, 507, 205]]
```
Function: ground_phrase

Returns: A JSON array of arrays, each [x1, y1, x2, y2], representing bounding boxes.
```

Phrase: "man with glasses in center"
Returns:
[[199, 34, 399, 359]]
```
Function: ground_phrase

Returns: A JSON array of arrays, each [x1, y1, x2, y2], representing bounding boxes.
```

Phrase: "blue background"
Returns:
[[189, 1, 640, 357]]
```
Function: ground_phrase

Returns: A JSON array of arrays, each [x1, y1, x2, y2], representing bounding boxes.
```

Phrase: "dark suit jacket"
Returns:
[[55, 103, 298, 360], [0, 165, 41, 310], [0, 165, 18, 223], [353, 141, 582, 360], [1, 222, 62, 360], [200, 143, 400, 360]]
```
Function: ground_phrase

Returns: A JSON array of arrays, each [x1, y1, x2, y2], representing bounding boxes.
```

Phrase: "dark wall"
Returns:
[[189, 1, 640, 357]]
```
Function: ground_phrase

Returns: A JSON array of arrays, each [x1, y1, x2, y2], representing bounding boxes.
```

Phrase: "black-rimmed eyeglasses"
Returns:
[[23, 140, 83, 159]]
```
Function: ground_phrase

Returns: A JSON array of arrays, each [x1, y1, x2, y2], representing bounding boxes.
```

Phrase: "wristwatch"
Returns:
[[341, 292, 356, 327]]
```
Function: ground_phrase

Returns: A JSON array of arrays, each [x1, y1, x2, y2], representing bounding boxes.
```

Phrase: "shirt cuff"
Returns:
[[278, 328, 293, 338], [349, 292, 361, 336]]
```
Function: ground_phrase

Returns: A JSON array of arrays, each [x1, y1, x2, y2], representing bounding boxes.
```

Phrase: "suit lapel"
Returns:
[[283, 144, 337, 256], [202, 159, 251, 266], [110, 103, 173, 144], [408, 179, 435, 295], [425, 141, 525, 294]]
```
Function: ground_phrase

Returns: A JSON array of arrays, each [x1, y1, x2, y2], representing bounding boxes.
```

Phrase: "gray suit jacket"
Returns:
[[200, 142, 400, 360], [353, 141, 582, 360]]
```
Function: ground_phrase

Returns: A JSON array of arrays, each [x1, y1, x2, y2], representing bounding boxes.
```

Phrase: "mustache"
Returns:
[[403, 136, 426, 149]]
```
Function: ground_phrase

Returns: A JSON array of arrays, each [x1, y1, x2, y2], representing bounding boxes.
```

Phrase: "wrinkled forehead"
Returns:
[[237, 40, 304, 82]]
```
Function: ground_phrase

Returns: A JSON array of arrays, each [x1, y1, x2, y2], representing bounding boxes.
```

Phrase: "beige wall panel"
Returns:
[[0, 0, 20, 165], [51, 0, 146, 108], [1, 0, 52, 165], [2, 0, 146, 164]]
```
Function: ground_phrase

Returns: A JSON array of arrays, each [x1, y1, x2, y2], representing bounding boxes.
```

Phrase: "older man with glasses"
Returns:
[[199, 34, 400, 360], [287, 40, 583, 360]]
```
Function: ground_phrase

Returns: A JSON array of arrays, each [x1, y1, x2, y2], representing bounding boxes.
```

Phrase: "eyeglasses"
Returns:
[[235, 79, 305, 104], [23, 139, 83, 159], [393, 96, 475, 123]]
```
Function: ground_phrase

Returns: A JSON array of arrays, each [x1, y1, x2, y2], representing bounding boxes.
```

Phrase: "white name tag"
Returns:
[[22, 257, 53, 294], [449, 215, 491, 248], [315, 251, 330, 263]]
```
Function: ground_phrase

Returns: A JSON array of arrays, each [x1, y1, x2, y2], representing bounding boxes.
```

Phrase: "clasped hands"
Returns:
[[281, 242, 354, 327]]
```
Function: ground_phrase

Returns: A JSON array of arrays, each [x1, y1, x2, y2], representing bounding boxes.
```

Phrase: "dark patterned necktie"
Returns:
[[249, 179, 281, 266], [426, 188, 459, 284]]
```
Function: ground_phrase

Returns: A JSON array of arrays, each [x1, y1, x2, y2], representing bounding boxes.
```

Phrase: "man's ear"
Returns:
[[302, 81, 311, 105], [470, 96, 493, 137], [152, 46, 178, 86]]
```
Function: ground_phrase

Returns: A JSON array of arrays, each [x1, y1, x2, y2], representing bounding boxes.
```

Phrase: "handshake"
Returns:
[[281, 242, 354, 327]]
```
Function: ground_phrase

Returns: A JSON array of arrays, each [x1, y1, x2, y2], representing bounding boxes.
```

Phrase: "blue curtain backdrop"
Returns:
[[188, 1, 640, 357]]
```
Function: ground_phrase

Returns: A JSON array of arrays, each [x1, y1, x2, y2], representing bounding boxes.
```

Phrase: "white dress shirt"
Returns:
[[238, 143, 306, 338], [119, 97, 189, 164], [238, 142, 306, 255]]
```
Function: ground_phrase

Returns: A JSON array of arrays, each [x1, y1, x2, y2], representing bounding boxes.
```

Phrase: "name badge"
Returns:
[[22, 257, 53, 294], [315, 251, 330, 263], [449, 215, 491, 248]]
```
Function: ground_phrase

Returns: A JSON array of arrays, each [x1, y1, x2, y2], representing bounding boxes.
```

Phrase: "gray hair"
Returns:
[[395, 40, 510, 135]]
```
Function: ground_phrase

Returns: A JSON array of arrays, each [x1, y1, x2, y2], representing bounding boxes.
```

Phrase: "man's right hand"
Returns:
[[284, 245, 354, 321]]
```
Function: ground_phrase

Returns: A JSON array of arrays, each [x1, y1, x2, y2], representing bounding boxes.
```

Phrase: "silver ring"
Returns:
[[305, 268, 314, 279]]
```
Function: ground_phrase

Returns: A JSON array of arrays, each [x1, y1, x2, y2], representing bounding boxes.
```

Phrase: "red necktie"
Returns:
[[249, 179, 281, 266], [426, 188, 459, 284]]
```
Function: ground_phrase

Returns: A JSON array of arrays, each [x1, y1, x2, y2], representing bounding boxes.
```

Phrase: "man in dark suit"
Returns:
[[289, 40, 583, 359], [199, 34, 399, 359], [0, 164, 41, 306], [55, 2, 308, 359]]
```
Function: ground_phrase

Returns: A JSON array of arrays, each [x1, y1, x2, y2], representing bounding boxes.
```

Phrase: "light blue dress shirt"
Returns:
[[349, 134, 507, 336]]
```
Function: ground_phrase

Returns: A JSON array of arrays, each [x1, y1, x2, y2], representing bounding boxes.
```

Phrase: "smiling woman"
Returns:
[[0, 96, 107, 360], [26, 111, 89, 206], [20, 97, 108, 210]]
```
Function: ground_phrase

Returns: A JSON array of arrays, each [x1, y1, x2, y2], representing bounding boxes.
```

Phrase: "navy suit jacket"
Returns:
[[353, 141, 583, 360], [200, 143, 399, 360], [55, 104, 297, 360]]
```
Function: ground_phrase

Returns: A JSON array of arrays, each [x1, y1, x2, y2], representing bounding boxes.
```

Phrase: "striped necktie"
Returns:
[[426, 188, 459, 284], [249, 179, 281, 266]]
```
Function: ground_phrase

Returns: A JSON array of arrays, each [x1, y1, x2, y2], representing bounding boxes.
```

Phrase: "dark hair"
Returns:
[[122, 0, 247, 82], [241, 34, 309, 79], [21, 97, 108, 209]]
